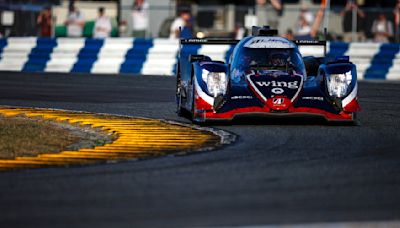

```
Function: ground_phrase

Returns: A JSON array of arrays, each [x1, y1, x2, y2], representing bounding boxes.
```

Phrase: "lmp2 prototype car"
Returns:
[[176, 26, 360, 123]]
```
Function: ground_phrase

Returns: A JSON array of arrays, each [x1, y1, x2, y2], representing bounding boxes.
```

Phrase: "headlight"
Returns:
[[202, 70, 227, 97], [327, 71, 352, 98]]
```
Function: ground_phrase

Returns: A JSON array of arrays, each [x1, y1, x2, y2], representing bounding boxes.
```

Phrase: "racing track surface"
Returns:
[[0, 72, 399, 227]]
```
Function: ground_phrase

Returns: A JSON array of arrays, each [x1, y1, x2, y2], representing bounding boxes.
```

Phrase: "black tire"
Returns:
[[350, 112, 359, 126], [190, 73, 201, 124], [176, 63, 185, 116], [191, 83, 197, 122], [176, 91, 185, 117]]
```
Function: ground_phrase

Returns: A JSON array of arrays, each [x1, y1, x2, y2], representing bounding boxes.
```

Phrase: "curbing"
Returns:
[[0, 106, 235, 171]]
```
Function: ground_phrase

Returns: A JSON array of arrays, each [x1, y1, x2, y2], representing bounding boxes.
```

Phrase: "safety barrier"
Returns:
[[0, 37, 398, 80]]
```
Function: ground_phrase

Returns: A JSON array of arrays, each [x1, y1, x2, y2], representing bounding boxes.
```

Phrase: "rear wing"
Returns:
[[179, 39, 239, 63], [180, 39, 239, 45], [178, 38, 327, 60], [293, 40, 327, 58]]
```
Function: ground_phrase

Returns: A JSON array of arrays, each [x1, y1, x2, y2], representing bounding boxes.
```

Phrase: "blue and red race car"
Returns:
[[176, 26, 360, 123]]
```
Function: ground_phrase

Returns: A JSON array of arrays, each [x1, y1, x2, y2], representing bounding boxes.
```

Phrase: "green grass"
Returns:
[[0, 116, 82, 159]]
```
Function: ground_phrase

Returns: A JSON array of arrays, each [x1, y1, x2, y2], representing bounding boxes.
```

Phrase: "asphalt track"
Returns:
[[0, 72, 399, 227]]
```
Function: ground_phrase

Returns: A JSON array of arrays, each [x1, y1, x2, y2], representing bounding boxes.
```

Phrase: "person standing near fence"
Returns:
[[132, 0, 149, 38], [65, 5, 85, 37], [295, 14, 312, 40], [93, 7, 112, 38], [169, 10, 193, 39], [294, 4, 314, 40], [256, 0, 283, 30], [294, 1, 326, 40], [340, 0, 366, 42], [394, 0, 400, 43], [37, 6, 52, 37], [372, 13, 394, 43]]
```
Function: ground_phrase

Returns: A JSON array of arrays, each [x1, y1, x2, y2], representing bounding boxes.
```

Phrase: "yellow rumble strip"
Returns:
[[0, 107, 225, 171]]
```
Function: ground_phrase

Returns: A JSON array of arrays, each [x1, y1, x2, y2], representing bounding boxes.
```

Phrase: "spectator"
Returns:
[[310, 3, 326, 39], [340, 0, 366, 42], [132, 0, 149, 38], [295, 15, 312, 40], [294, 2, 326, 40], [65, 5, 85, 37], [371, 13, 394, 43], [300, 4, 314, 25], [37, 6, 52, 37], [283, 29, 294, 40], [93, 7, 112, 38], [234, 23, 245, 40], [293, 4, 314, 40], [394, 0, 400, 42], [169, 11, 192, 39], [256, 0, 282, 30]]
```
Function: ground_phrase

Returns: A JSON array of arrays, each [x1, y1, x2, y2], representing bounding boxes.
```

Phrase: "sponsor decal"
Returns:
[[231, 96, 253, 100], [302, 97, 324, 101], [244, 37, 296, 49], [273, 98, 285, 105], [185, 39, 207, 43], [246, 73, 303, 104], [271, 88, 284, 94], [295, 40, 322, 44], [255, 81, 299, 89], [267, 96, 291, 110]]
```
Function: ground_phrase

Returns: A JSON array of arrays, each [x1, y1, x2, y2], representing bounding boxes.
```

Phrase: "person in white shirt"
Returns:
[[372, 13, 394, 43], [132, 0, 149, 38], [65, 5, 85, 37], [300, 5, 314, 25], [93, 7, 112, 39], [169, 11, 191, 39], [295, 15, 312, 38]]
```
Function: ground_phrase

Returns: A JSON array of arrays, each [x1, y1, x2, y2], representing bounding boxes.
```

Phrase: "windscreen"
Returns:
[[233, 48, 306, 75]]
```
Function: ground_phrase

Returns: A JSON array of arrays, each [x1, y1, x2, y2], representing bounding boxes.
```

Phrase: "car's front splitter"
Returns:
[[193, 95, 357, 123]]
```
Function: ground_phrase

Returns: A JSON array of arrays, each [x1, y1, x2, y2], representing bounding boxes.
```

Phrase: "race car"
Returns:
[[175, 26, 360, 123]]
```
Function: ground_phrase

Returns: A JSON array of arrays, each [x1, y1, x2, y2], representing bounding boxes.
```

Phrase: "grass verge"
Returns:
[[0, 115, 112, 159]]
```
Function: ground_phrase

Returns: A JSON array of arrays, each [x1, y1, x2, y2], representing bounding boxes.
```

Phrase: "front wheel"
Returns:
[[190, 79, 204, 124], [176, 89, 185, 117], [191, 84, 197, 122], [176, 63, 185, 117], [350, 112, 359, 126]]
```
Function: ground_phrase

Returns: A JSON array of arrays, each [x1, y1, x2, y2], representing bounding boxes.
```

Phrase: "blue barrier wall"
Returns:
[[0, 37, 398, 80], [23, 38, 57, 72], [71, 39, 104, 73], [120, 39, 153, 74]]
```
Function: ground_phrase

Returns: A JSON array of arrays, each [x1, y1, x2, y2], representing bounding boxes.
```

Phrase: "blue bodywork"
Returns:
[[176, 35, 359, 122]]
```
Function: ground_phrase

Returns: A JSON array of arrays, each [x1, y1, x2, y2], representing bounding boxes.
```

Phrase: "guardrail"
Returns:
[[0, 37, 398, 80]]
